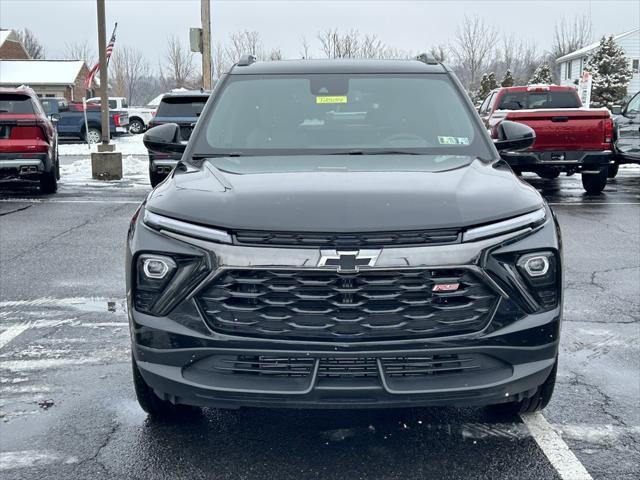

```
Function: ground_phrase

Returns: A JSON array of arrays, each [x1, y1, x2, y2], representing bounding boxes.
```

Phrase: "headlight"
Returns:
[[134, 253, 210, 316], [516, 251, 558, 310], [143, 210, 232, 244], [462, 207, 546, 242]]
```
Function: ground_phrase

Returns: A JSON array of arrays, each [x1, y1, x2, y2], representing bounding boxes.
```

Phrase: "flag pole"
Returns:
[[82, 97, 90, 149]]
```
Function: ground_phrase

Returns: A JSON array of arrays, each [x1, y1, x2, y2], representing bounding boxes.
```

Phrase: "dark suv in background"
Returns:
[[145, 90, 209, 186], [129, 55, 562, 419]]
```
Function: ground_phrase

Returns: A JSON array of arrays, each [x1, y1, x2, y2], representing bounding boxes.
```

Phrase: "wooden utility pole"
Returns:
[[96, 0, 110, 145], [201, 0, 212, 89]]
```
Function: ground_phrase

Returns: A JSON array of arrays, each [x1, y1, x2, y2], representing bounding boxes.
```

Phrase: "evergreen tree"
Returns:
[[501, 69, 514, 87], [487, 72, 498, 90], [586, 35, 632, 108], [528, 63, 553, 84], [475, 74, 491, 103]]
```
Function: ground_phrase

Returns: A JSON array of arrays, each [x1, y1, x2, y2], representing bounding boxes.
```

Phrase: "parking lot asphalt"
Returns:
[[0, 170, 638, 479]]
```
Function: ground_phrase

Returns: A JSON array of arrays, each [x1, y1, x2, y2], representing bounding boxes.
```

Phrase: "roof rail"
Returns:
[[237, 54, 257, 66], [415, 53, 439, 65]]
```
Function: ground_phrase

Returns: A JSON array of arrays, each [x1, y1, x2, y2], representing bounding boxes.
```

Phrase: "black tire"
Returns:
[[490, 359, 557, 415], [132, 353, 200, 419], [581, 169, 608, 194], [607, 163, 619, 179], [149, 167, 163, 187], [129, 118, 145, 134], [39, 164, 58, 194]]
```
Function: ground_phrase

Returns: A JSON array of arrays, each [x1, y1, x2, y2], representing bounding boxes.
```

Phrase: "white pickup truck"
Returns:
[[86, 96, 156, 134]]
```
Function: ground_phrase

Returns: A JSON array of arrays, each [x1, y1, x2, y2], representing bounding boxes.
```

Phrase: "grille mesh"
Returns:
[[196, 268, 498, 341], [234, 229, 460, 247]]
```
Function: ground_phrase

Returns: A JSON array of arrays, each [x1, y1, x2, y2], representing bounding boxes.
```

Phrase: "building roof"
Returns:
[[556, 28, 640, 63], [0, 29, 17, 47], [0, 59, 86, 85], [229, 58, 447, 75]]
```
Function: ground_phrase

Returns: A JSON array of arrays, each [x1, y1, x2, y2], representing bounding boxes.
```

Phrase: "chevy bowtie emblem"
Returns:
[[432, 283, 460, 292], [318, 250, 379, 272]]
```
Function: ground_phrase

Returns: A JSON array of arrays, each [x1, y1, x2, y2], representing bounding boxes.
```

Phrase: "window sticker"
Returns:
[[438, 136, 470, 145], [316, 96, 348, 104]]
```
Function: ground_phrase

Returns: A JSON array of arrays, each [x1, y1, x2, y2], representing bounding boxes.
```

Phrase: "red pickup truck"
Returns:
[[479, 85, 615, 194]]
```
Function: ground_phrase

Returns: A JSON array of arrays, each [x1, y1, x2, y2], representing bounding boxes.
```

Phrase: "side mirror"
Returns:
[[494, 120, 535, 151], [143, 123, 186, 154], [611, 105, 622, 115], [49, 113, 60, 122]]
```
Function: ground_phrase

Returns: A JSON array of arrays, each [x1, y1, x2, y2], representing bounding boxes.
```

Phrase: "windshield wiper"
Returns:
[[325, 149, 422, 155]]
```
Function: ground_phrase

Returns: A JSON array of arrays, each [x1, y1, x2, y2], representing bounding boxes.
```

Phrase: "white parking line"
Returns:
[[521, 412, 593, 480], [0, 324, 30, 350]]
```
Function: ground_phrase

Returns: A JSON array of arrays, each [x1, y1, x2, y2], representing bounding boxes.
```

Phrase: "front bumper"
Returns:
[[128, 206, 562, 409], [500, 150, 614, 173]]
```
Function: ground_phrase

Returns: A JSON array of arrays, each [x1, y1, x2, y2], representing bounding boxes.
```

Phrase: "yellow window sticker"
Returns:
[[438, 136, 470, 145], [316, 96, 348, 104]]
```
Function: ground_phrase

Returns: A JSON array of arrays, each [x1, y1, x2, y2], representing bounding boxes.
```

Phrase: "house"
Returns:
[[556, 28, 640, 95], [0, 59, 97, 101], [0, 29, 30, 59]]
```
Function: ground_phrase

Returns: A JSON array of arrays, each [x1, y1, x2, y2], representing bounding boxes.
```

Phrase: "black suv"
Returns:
[[129, 55, 562, 418], [146, 90, 209, 186]]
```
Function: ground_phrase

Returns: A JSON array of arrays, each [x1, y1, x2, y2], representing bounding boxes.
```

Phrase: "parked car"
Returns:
[[0, 87, 59, 193], [612, 91, 639, 167], [40, 97, 129, 143], [145, 90, 209, 186], [86, 96, 156, 134], [129, 55, 562, 419], [479, 85, 615, 194]]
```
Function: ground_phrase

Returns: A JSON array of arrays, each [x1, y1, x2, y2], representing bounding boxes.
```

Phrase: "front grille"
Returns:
[[234, 229, 460, 247], [207, 354, 478, 379], [196, 268, 498, 341]]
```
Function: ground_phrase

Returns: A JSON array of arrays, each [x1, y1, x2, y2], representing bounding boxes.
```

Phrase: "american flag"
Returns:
[[84, 23, 117, 91]]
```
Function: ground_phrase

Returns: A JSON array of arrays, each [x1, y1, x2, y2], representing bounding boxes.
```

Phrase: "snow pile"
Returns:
[[59, 134, 147, 156], [60, 155, 149, 188]]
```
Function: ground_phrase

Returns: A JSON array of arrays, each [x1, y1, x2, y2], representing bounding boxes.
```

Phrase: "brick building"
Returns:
[[0, 29, 30, 59], [0, 59, 97, 101]]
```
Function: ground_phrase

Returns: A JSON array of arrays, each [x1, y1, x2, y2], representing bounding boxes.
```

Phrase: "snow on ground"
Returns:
[[58, 134, 147, 156], [60, 154, 149, 188]]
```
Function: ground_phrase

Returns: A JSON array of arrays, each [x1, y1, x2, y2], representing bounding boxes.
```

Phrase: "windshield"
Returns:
[[0, 94, 35, 114], [157, 96, 207, 118], [498, 90, 581, 110], [193, 73, 490, 157]]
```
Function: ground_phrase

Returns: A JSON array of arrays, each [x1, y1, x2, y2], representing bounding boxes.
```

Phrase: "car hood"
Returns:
[[146, 155, 543, 232]]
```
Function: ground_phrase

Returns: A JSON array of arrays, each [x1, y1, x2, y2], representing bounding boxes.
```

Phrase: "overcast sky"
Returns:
[[1, 0, 638, 65]]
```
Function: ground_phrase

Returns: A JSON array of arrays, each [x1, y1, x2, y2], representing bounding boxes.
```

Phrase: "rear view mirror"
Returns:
[[493, 120, 535, 151], [143, 123, 186, 154], [611, 105, 622, 115]]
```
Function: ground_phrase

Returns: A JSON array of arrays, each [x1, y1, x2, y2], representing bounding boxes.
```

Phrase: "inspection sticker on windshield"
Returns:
[[438, 136, 470, 145], [316, 96, 348, 104]]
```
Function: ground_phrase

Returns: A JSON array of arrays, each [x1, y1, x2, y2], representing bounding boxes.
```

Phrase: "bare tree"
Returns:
[[450, 15, 498, 89], [317, 29, 398, 59], [64, 40, 95, 67], [299, 35, 311, 59], [160, 36, 196, 89], [226, 30, 264, 61], [109, 46, 150, 104], [429, 44, 447, 63], [16, 28, 45, 59], [550, 15, 592, 79]]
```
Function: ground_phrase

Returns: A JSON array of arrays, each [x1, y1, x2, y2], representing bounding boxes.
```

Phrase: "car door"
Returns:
[[615, 92, 640, 162]]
